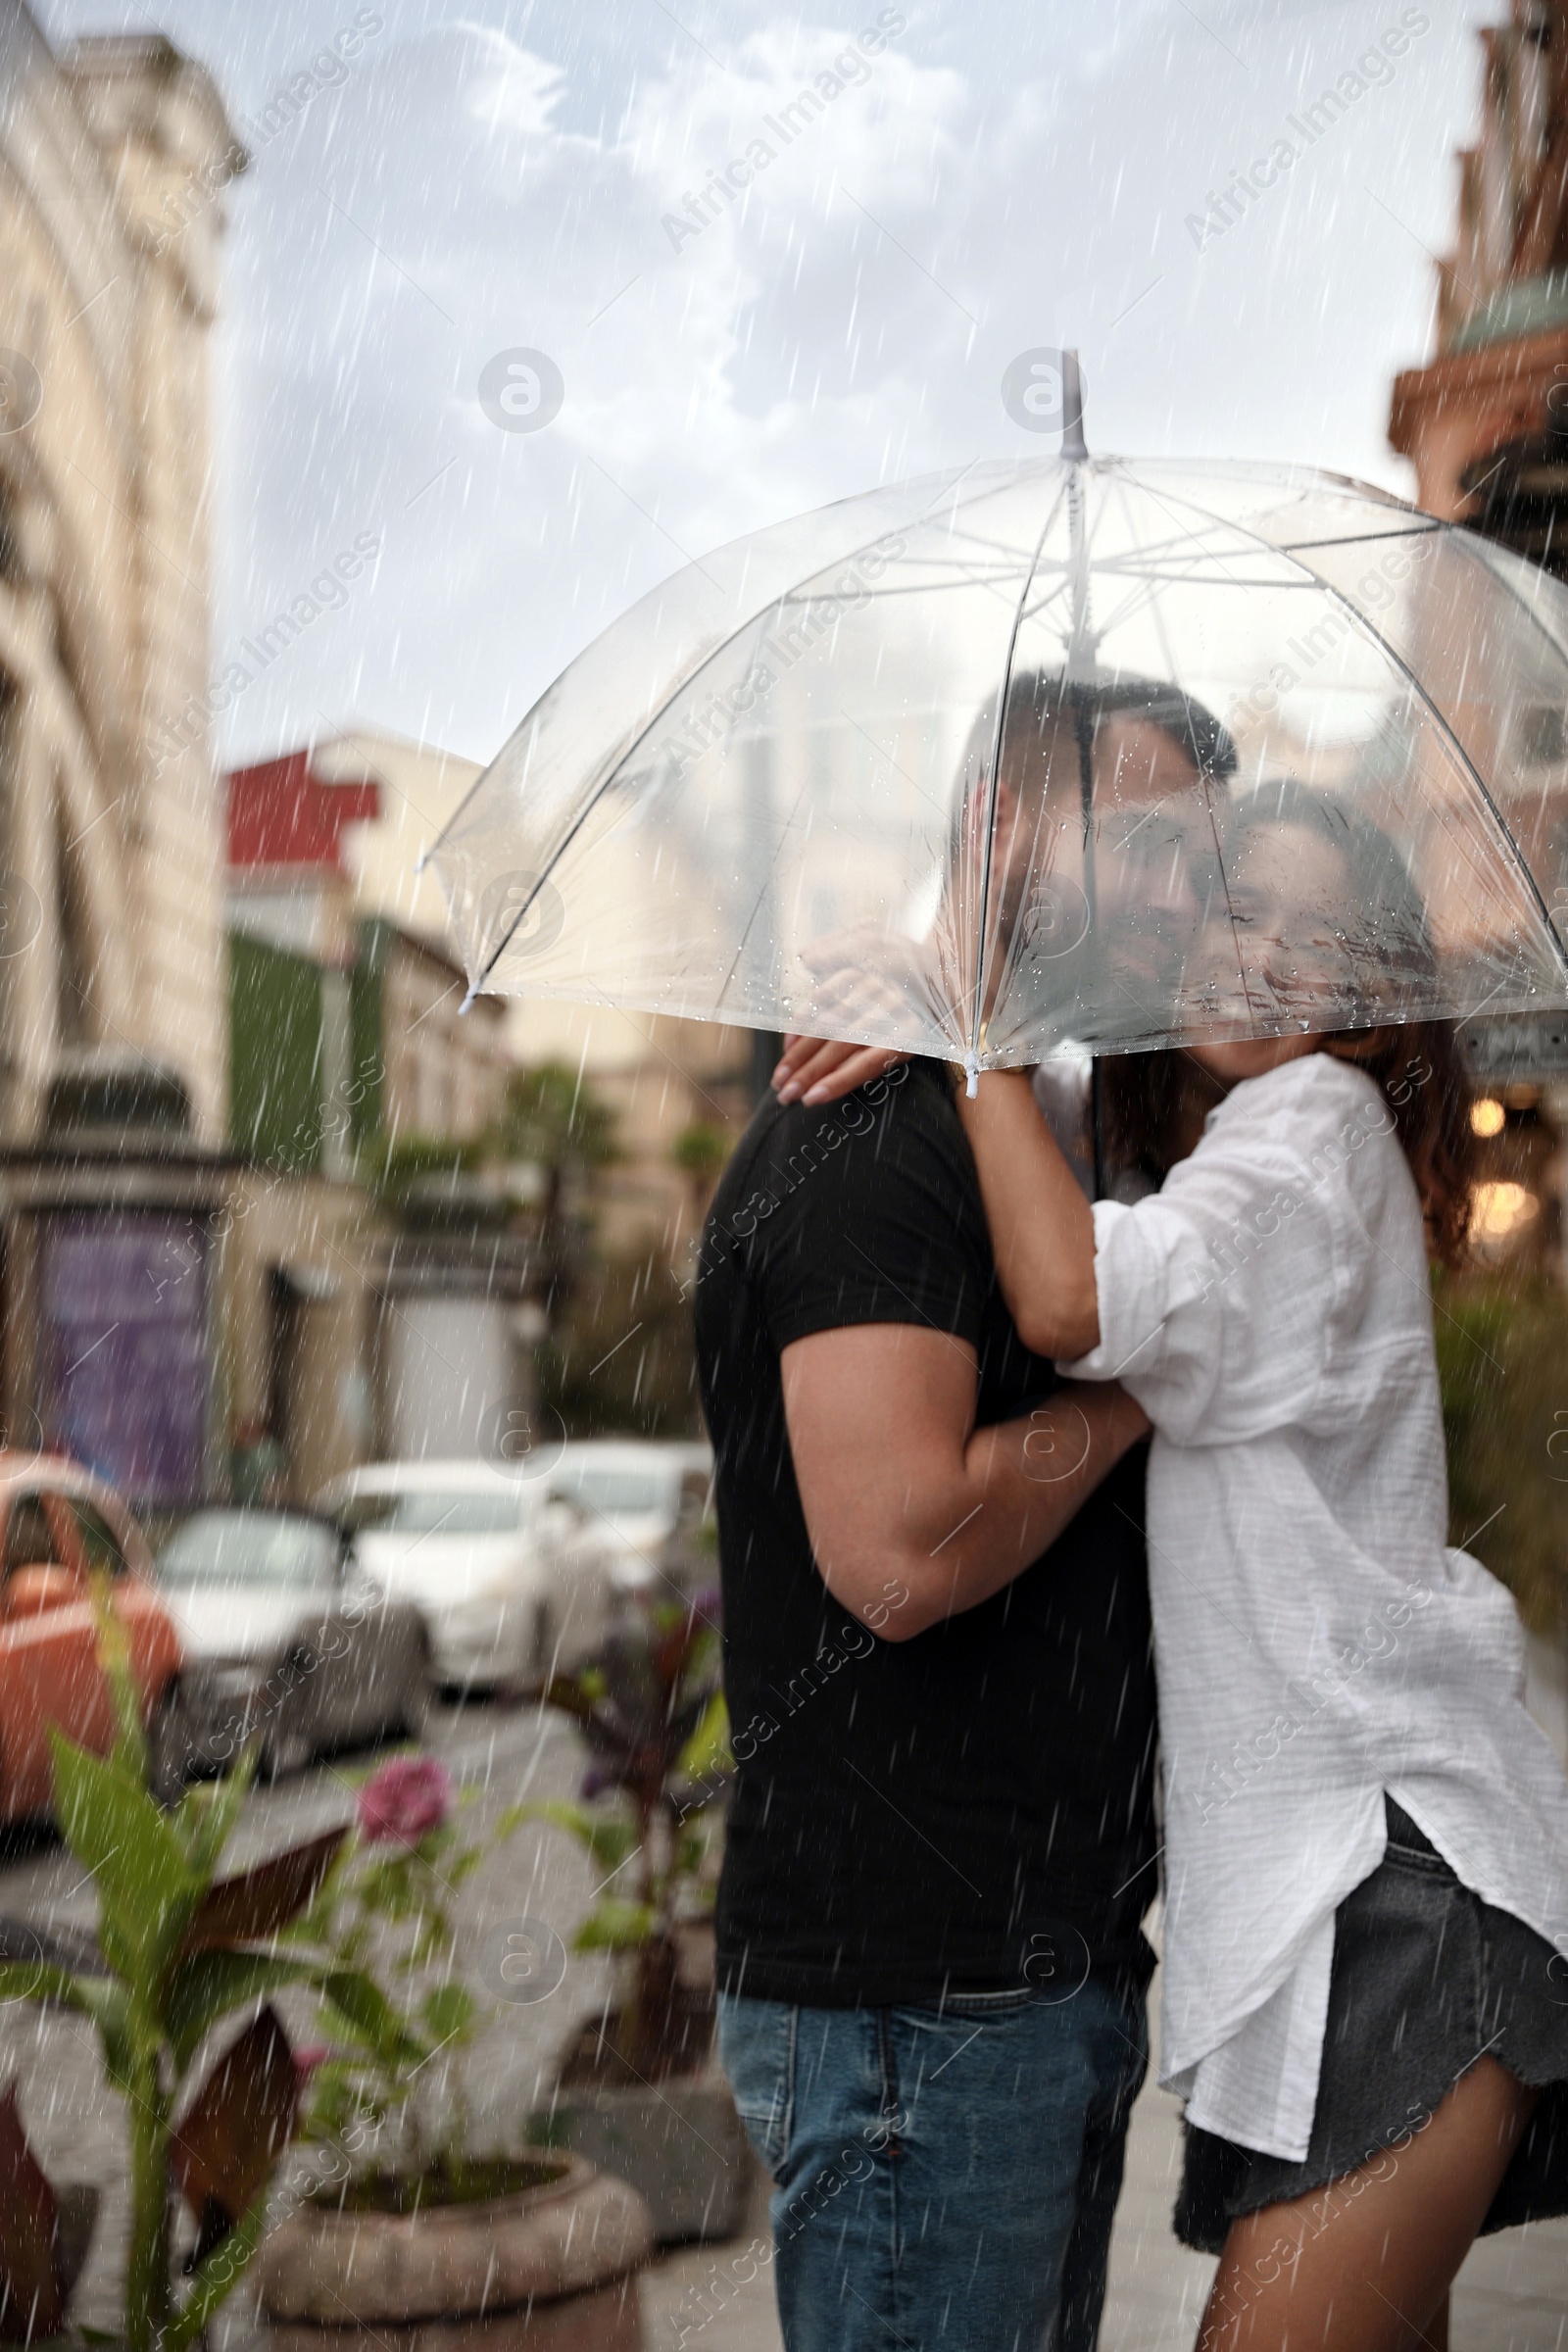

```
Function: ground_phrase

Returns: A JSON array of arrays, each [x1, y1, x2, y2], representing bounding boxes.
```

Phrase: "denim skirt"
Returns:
[[1176, 1798, 1568, 2253]]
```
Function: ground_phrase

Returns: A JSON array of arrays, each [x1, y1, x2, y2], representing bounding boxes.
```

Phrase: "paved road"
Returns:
[[1, 1700, 1562, 2348]]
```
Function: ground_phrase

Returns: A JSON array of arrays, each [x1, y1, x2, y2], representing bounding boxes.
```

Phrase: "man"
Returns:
[[695, 676, 1236, 2350]]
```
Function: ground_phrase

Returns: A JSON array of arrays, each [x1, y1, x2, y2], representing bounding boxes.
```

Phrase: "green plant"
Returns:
[[499, 1062, 620, 1185], [524, 1593, 730, 2080], [0, 1592, 394, 2352], [671, 1121, 732, 1188], [1435, 1265, 1568, 1633], [368, 1134, 485, 1194], [540, 1247, 703, 1436], [290, 1755, 531, 2187]]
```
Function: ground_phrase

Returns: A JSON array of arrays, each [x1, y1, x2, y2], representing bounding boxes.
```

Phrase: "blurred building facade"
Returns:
[[1389, 0, 1568, 1273], [318, 720, 759, 1255], [222, 745, 521, 1488], [0, 11, 244, 1504]]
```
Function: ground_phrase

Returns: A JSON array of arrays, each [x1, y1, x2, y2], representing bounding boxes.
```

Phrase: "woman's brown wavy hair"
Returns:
[[1101, 782, 1478, 1267]]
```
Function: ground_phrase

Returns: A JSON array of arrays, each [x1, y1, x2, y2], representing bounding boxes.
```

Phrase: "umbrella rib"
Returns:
[[1275, 523, 1443, 557], [456, 468, 997, 994], [711, 776, 812, 1015], [1093, 471, 1568, 993], [968, 473, 1072, 1071], [435, 460, 1140, 956], [1301, 570, 1568, 990]]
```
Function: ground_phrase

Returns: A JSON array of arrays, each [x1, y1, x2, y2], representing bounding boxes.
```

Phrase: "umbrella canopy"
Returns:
[[428, 456, 1568, 1073]]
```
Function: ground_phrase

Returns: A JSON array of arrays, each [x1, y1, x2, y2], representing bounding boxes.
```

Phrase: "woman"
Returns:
[[775, 783, 1568, 2351]]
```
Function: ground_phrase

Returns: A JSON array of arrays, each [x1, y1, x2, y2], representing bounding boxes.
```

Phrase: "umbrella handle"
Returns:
[[1060, 350, 1088, 463]]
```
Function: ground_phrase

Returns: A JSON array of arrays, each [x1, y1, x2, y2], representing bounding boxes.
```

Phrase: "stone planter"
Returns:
[[532, 2008, 751, 2245], [257, 2154, 654, 2351]]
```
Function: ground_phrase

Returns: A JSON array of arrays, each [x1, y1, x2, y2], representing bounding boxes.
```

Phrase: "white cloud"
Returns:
[[38, 0, 1480, 776]]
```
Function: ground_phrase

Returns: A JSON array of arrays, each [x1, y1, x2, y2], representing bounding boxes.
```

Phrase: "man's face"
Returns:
[[989, 713, 1209, 1010]]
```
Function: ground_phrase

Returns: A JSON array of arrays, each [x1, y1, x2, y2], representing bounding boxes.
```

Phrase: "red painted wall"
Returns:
[[227, 751, 380, 875]]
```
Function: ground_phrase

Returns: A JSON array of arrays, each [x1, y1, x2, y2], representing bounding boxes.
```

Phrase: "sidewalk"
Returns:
[[645, 2022, 1568, 2350]]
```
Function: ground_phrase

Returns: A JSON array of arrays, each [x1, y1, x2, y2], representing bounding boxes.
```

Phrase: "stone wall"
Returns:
[[0, 10, 240, 1142]]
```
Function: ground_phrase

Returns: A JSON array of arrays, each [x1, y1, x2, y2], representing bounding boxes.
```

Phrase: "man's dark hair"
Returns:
[[995, 666, 1239, 797]]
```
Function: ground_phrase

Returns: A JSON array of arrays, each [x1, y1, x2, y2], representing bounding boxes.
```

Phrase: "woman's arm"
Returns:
[[959, 1071, 1101, 1359]]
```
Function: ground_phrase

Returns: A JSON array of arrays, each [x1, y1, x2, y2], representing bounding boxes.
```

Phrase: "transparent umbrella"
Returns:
[[428, 416, 1568, 1086]]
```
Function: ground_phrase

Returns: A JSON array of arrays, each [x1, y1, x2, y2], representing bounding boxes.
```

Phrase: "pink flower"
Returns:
[[293, 2044, 330, 2082], [357, 1755, 454, 1846]]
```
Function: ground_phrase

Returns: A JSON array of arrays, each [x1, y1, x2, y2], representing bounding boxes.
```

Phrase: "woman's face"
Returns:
[[1187, 1030, 1320, 1086], [1188, 819, 1357, 1088]]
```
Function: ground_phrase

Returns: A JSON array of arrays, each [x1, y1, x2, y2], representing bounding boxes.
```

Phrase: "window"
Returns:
[[158, 1511, 339, 1590], [68, 1500, 128, 1578], [55, 805, 92, 1050], [554, 1466, 668, 1516], [676, 1469, 712, 1525], [335, 1492, 523, 1537], [6, 1494, 63, 1571]]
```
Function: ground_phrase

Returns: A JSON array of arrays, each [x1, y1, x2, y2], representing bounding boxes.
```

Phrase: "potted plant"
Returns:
[[0, 1594, 375, 2351], [522, 1592, 749, 2243], [257, 1753, 655, 2350]]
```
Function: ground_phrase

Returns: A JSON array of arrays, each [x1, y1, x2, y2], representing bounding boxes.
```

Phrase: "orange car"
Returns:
[[0, 1452, 183, 1819]]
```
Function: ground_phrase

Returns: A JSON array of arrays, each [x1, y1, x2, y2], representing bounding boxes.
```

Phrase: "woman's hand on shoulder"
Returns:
[[773, 1035, 908, 1105], [779, 922, 929, 1102]]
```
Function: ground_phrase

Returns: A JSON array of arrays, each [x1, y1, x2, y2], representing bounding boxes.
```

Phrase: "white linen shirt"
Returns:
[[1064, 1052, 1568, 2162]]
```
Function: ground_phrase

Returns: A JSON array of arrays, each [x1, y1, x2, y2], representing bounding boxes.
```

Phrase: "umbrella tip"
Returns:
[[459, 986, 477, 1017], [414, 846, 428, 875], [1060, 349, 1088, 464], [962, 1052, 980, 1099]]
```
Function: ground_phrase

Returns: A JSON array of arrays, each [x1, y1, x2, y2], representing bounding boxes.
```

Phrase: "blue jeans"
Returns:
[[716, 1980, 1148, 2352]]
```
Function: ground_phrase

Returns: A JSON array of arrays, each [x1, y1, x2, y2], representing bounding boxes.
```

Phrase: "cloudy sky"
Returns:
[[43, 0, 1487, 776]]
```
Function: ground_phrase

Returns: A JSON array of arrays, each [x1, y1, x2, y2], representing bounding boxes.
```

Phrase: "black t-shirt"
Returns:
[[695, 1059, 1157, 2009]]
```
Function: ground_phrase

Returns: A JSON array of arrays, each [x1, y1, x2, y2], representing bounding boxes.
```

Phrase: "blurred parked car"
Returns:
[[313, 1460, 616, 1693], [548, 1441, 714, 1595], [0, 1452, 183, 1816], [154, 1508, 430, 1780]]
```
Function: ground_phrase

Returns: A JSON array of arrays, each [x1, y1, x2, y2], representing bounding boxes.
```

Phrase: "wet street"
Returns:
[[0, 1699, 1562, 2351]]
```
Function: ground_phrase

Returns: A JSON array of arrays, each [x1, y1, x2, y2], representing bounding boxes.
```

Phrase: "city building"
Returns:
[[1387, 0, 1568, 1273], [315, 720, 759, 1255], [223, 745, 519, 1486], [0, 10, 242, 1502]]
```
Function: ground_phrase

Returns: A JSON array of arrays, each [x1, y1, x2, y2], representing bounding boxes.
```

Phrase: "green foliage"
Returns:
[[671, 1120, 733, 1184], [368, 1134, 484, 1193], [228, 932, 327, 1173], [676, 1690, 732, 1787], [520, 1797, 641, 1876], [0, 1585, 360, 2352], [1434, 1267, 1568, 1634], [49, 1734, 197, 1981], [291, 1769, 533, 2183], [540, 1248, 703, 1436], [500, 1060, 620, 1172], [523, 1595, 731, 2076], [573, 1897, 660, 1951]]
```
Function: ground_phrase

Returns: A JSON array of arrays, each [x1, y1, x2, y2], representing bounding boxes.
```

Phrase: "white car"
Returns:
[[314, 1460, 616, 1693], [548, 1441, 713, 1596], [155, 1508, 430, 1780]]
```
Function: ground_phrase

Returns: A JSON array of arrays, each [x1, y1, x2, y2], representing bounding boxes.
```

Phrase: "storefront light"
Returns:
[[1470, 1098, 1506, 1138], [1470, 1180, 1540, 1241]]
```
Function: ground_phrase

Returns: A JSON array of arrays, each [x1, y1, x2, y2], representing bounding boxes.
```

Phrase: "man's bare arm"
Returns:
[[782, 1322, 1148, 1642]]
